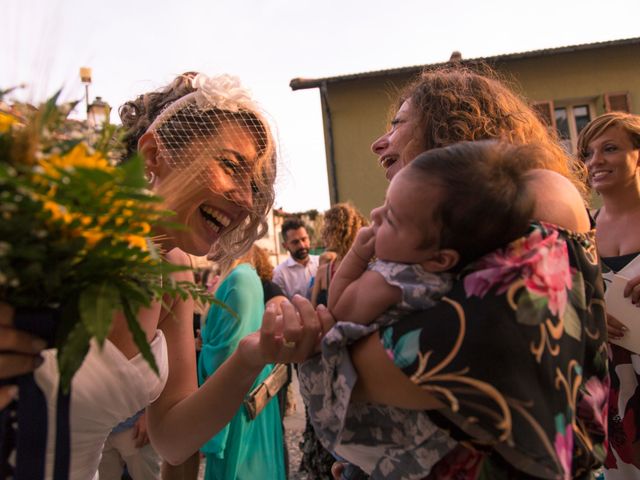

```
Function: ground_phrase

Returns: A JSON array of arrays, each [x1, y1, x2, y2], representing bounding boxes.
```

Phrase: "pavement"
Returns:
[[283, 369, 310, 480]]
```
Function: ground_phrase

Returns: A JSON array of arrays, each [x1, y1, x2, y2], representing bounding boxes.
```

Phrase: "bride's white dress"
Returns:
[[34, 331, 169, 480]]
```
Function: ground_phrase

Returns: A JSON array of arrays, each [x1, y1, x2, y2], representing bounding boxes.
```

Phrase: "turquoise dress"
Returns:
[[198, 263, 285, 480]]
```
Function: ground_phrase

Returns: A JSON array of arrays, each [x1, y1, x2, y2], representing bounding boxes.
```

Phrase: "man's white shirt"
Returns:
[[272, 255, 319, 299]]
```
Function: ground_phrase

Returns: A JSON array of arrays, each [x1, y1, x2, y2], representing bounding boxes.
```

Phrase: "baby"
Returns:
[[299, 140, 541, 479]]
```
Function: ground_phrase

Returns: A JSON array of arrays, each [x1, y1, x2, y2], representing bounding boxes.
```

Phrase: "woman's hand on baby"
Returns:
[[606, 313, 627, 340], [240, 295, 335, 367], [352, 226, 376, 263], [0, 303, 47, 409], [624, 275, 640, 305]]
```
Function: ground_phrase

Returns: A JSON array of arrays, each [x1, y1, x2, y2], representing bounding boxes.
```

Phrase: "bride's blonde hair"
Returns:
[[119, 72, 277, 261]]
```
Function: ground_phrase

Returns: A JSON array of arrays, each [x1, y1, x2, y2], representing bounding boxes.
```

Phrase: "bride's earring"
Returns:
[[146, 171, 156, 186]]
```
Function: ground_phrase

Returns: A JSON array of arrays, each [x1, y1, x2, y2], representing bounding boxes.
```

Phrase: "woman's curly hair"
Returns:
[[399, 65, 588, 199], [119, 72, 199, 160], [249, 244, 274, 282], [321, 202, 368, 259]]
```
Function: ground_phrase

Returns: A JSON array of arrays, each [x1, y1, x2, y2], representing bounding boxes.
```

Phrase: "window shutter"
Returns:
[[532, 101, 556, 129], [604, 92, 631, 113]]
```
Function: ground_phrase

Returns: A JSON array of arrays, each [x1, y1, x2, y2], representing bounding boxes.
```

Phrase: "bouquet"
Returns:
[[0, 90, 211, 391]]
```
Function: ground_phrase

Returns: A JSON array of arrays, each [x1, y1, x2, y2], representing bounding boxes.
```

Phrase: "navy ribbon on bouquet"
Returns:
[[0, 308, 70, 480]]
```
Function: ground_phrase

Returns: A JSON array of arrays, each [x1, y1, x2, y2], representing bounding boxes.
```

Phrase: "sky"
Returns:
[[3, 0, 639, 213]]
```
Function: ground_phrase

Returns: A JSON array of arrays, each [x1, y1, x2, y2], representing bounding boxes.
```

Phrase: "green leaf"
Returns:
[[516, 290, 549, 326], [569, 271, 586, 310], [563, 303, 582, 341], [392, 329, 421, 369], [57, 321, 91, 394], [119, 155, 148, 189], [121, 295, 159, 375], [39, 89, 63, 127], [116, 280, 153, 308], [78, 282, 120, 346]]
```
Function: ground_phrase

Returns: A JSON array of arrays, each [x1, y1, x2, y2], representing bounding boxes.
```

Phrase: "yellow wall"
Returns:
[[321, 44, 640, 215]]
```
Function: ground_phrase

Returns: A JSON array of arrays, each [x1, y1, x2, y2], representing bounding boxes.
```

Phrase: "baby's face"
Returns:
[[369, 170, 442, 265]]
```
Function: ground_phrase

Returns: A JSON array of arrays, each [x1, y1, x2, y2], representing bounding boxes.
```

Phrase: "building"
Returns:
[[290, 37, 640, 214]]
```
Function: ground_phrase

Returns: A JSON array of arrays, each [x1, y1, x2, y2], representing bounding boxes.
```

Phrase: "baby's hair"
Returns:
[[407, 140, 539, 268]]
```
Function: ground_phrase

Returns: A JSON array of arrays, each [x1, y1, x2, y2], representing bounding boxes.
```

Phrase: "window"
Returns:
[[532, 101, 555, 129], [604, 92, 631, 113], [552, 102, 595, 153]]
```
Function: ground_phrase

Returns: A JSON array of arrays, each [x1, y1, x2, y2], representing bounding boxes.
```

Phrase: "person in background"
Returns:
[[273, 217, 319, 300], [247, 243, 292, 476], [310, 202, 368, 308], [198, 249, 286, 480], [251, 244, 288, 313], [577, 112, 640, 479]]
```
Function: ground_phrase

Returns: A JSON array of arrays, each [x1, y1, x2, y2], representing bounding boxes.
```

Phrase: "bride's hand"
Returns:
[[239, 295, 335, 367], [0, 303, 47, 408]]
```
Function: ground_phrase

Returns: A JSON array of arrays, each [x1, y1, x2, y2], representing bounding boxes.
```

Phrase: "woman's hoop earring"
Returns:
[[146, 171, 156, 186]]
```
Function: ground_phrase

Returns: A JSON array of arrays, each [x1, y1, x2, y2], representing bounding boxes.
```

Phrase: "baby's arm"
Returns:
[[329, 226, 401, 324]]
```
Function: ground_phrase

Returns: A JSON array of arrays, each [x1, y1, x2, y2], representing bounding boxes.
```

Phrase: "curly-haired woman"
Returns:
[[311, 202, 369, 308]]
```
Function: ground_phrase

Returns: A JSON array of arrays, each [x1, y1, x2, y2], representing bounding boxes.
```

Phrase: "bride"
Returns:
[[0, 72, 330, 479]]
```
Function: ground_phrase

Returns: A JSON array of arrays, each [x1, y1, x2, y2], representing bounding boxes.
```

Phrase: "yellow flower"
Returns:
[[81, 229, 104, 248], [137, 222, 151, 235], [125, 235, 148, 252], [78, 215, 93, 226], [42, 144, 114, 174], [0, 111, 19, 133], [43, 200, 72, 224]]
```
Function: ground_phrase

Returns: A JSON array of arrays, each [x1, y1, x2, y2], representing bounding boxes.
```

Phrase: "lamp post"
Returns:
[[79, 67, 92, 119], [87, 96, 111, 129]]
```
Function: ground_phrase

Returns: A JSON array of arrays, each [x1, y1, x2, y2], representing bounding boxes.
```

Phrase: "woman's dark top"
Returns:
[[601, 251, 640, 273], [315, 259, 336, 307], [262, 279, 284, 303]]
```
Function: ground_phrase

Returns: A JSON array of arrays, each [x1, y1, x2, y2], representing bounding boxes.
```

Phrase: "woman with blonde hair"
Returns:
[[577, 111, 640, 479], [0, 72, 325, 479]]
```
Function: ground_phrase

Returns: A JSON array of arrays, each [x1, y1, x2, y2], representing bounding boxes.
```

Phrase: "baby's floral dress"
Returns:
[[380, 222, 609, 479]]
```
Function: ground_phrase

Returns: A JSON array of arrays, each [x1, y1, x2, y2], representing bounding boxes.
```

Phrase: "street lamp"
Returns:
[[79, 67, 92, 118], [87, 96, 111, 129]]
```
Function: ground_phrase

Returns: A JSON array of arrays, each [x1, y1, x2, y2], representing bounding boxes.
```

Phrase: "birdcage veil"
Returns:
[[146, 73, 277, 261]]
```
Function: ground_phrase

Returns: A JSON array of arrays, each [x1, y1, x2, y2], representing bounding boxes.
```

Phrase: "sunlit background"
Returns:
[[3, 0, 639, 213]]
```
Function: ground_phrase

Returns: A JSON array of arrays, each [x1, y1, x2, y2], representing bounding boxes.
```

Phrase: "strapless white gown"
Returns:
[[34, 331, 169, 480]]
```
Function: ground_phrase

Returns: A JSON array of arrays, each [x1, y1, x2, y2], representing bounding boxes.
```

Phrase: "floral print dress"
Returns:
[[303, 222, 607, 479], [379, 222, 609, 479]]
